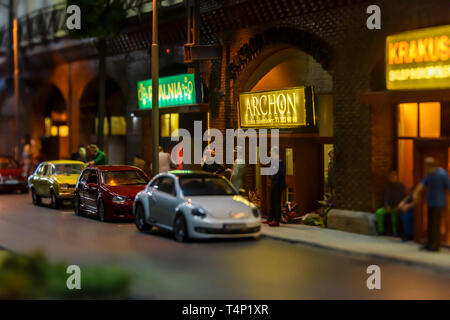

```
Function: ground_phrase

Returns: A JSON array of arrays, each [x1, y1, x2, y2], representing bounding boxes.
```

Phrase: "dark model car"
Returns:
[[74, 165, 149, 222]]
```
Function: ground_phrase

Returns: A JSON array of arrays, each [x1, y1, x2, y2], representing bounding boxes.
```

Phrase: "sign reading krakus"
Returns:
[[386, 25, 450, 90], [238, 86, 315, 128]]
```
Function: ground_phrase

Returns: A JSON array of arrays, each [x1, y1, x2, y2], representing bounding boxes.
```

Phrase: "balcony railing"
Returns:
[[0, 0, 183, 53]]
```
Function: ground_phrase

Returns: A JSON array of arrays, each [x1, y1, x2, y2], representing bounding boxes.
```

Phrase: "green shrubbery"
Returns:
[[0, 251, 131, 299]]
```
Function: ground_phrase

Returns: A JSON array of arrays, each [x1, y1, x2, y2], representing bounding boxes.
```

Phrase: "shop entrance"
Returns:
[[259, 137, 326, 217], [414, 140, 450, 244], [397, 101, 450, 245]]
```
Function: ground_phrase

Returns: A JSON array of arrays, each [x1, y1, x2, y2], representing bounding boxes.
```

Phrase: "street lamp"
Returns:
[[151, 0, 159, 174]]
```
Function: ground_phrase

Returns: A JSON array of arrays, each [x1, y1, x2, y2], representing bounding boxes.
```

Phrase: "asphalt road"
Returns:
[[0, 192, 449, 299]]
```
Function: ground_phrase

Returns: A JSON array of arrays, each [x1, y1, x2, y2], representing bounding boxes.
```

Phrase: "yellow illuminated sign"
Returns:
[[239, 87, 314, 128], [386, 25, 450, 90]]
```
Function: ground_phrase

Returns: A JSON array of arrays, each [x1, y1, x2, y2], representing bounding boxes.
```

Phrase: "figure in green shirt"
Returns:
[[86, 144, 107, 166]]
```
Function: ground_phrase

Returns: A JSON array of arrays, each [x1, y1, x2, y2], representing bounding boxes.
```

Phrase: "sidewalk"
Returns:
[[261, 224, 450, 273]]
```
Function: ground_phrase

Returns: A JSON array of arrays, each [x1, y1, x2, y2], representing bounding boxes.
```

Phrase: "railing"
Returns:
[[0, 0, 183, 53]]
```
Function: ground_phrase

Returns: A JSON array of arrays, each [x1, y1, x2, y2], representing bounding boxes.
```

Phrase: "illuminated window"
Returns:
[[59, 125, 69, 137], [110, 116, 127, 135], [161, 113, 179, 137], [419, 102, 440, 138], [397, 101, 441, 192], [398, 103, 418, 137], [50, 125, 58, 136], [95, 117, 109, 136], [285, 148, 293, 175], [45, 117, 52, 136]]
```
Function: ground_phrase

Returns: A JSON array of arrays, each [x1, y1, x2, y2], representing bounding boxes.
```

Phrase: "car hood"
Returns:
[[104, 185, 147, 198], [188, 195, 256, 219], [51, 175, 80, 185], [0, 168, 24, 179]]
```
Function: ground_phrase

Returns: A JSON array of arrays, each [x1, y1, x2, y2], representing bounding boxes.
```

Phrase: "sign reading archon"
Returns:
[[239, 86, 315, 128], [137, 73, 197, 109], [386, 25, 450, 90]]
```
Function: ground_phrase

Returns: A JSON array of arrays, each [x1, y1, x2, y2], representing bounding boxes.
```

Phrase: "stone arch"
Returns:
[[28, 82, 69, 160], [230, 41, 333, 129], [79, 75, 127, 164], [229, 27, 333, 83]]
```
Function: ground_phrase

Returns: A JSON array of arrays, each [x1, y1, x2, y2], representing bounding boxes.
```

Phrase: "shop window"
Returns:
[[59, 125, 69, 137], [419, 102, 440, 138], [285, 148, 293, 175], [398, 103, 418, 137], [397, 101, 441, 192], [95, 118, 109, 136], [45, 117, 52, 136], [50, 125, 58, 136], [110, 116, 127, 135], [161, 113, 179, 137], [95, 116, 127, 136]]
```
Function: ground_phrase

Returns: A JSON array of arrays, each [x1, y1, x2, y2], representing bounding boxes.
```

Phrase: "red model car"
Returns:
[[74, 165, 149, 222], [0, 156, 28, 193]]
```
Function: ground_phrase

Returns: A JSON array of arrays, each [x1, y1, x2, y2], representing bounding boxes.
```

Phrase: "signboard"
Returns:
[[238, 86, 315, 128], [386, 25, 450, 90], [137, 73, 198, 109]]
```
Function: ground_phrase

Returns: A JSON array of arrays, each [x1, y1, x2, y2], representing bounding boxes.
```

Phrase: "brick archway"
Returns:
[[229, 27, 333, 129]]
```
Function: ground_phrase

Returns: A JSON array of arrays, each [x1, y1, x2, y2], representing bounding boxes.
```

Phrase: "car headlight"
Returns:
[[252, 207, 260, 218], [60, 184, 69, 190], [191, 208, 206, 218], [112, 196, 127, 204]]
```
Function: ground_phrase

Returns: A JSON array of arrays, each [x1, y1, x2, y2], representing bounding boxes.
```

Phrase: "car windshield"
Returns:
[[0, 157, 18, 169], [53, 164, 84, 175], [179, 176, 237, 196], [102, 170, 148, 186]]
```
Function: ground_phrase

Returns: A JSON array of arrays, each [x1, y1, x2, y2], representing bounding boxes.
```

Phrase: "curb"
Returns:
[[261, 233, 450, 275]]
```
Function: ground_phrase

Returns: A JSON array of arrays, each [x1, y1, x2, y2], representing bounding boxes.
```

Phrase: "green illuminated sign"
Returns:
[[137, 73, 197, 109]]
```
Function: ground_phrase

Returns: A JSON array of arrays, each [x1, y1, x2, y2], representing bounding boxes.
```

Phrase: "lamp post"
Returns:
[[151, 0, 159, 174], [13, 16, 21, 161]]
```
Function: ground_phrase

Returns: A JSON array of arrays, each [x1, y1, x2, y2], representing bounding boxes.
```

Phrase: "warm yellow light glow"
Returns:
[[398, 103, 418, 137], [50, 126, 58, 137], [110, 116, 127, 135], [160, 113, 179, 137], [419, 102, 441, 138], [59, 125, 69, 137], [45, 117, 52, 136]]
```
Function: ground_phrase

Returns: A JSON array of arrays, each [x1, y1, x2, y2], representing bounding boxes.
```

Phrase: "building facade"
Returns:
[[0, 0, 448, 243]]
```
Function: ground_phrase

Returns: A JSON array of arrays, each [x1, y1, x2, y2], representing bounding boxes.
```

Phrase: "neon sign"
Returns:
[[239, 87, 315, 128], [137, 73, 197, 109], [386, 25, 450, 90]]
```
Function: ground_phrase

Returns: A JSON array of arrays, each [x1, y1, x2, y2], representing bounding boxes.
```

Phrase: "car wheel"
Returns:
[[135, 203, 151, 231], [50, 190, 59, 209], [173, 214, 189, 242], [74, 195, 84, 216], [31, 188, 41, 206], [98, 199, 107, 222]]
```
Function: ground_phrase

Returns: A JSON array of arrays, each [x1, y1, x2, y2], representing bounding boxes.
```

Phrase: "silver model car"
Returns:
[[133, 171, 261, 241]]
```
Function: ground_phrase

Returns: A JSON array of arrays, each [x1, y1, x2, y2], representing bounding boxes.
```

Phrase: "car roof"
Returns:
[[89, 165, 142, 172], [167, 170, 222, 177], [43, 160, 86, 165]]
